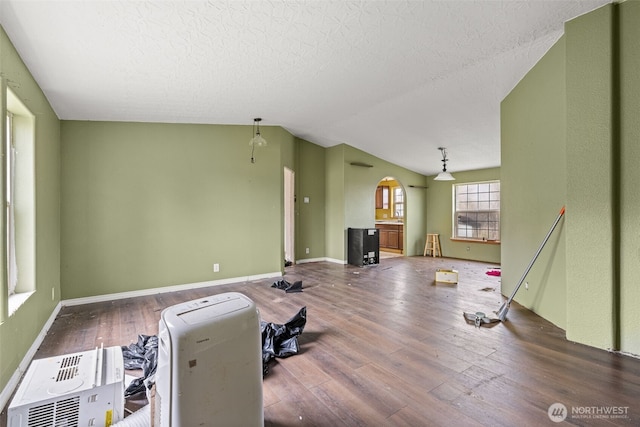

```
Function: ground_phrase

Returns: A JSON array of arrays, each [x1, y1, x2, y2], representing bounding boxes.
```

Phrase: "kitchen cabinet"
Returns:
[[379, 229, 389, 247], [375, 186, 389, 209], [375, 223, 403, 250]]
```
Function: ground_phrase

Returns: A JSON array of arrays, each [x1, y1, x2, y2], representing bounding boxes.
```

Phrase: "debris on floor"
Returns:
[[435, 268, 458, 284], [463, 311, 501, 328], [272, 279, 303, 293], [486, 269, 501, 276], [121, 335, 158, 398], [261, 306, 307, 376]]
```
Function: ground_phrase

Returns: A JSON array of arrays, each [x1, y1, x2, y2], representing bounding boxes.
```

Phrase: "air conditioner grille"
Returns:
[[60, 355, 82, 368], [27, 396, 80, 427], [53, 397, 80, 427], [56, 355, 82, 382], [26, 402, 53, 427]]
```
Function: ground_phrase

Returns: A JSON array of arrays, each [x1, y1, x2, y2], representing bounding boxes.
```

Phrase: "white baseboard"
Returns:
[[62, 271, 283, 307], [0, 301, 62, 411], [296, 257, 346, 265]]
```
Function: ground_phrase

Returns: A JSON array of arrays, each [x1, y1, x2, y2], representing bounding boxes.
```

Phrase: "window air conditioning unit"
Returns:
[[8, 345, 125, 427], [155, 292, 263, 426]]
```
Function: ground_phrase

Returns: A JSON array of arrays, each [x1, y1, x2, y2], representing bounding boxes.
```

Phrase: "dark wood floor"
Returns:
[[3, 256, 640, 426]]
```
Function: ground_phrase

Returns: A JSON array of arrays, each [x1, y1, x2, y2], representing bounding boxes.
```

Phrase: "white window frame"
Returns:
[[453, 180, 500, 241], [393, 187, 404, 218], [5, 88, 36, 317], [6, 111, 17, 297]]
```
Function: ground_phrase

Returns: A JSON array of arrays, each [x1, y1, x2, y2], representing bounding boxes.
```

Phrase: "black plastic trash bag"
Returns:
[[261, 306, 307, 376], [272, 279, 303, 293], [121, 334, 158, 397]]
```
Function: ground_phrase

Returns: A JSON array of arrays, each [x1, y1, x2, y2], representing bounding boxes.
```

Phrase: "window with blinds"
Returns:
[[454, 181, 500, 241]]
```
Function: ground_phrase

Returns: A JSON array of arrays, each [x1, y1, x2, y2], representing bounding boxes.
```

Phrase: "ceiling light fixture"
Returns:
[[249, 118, 267, 163], [434, 147, 455, 181]]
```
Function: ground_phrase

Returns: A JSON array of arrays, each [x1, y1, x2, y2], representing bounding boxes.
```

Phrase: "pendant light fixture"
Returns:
[[249, 118, 267, 163], [434, 147, 455, 181]]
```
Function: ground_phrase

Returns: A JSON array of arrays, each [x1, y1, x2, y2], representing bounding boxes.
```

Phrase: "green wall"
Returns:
[[619, 0, 640, 355], [60, 121, 293, 299], [326, 144, 428, 261], [501, 38, 567, 328], [295, 138, 326, 261], [426, 168, 501, 264], [501, 2, 640, 355], [325, 145, 346, 261], [565, 5, 617, 350], [0, 26, 61, 396]]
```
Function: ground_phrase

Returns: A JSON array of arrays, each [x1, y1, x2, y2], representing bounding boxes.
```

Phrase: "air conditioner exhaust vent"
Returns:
[[55, 355, 82, 382], [27, 396, 80, 427]]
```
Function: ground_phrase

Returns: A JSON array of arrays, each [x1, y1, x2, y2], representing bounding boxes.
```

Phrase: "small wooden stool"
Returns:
[[423, 233, 442, 257]]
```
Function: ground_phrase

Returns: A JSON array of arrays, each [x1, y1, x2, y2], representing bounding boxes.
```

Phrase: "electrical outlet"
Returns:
[[51, 287, 55, 301], [213, 263, 220, 272], [525, 281, 529, 290], [305, 248, 310, 254], [466, 246, 470, 252]]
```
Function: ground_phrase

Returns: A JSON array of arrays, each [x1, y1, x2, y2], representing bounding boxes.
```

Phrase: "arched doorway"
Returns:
[[374, 177, 405, 257]]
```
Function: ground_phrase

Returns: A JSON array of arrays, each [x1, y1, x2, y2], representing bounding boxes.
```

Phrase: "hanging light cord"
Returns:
[[440, 147, 448, 172], [250, 119, 259, 163], [251, 120, 256, 163]]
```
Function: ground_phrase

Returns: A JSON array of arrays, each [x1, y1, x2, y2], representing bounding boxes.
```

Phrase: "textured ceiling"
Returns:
[[0, 0, 610, 175]]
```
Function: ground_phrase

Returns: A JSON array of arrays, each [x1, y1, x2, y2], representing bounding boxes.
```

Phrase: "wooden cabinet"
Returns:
[[379, 228, 389, 247], [375, 186, 389, 209], [375, 223, 403, 250], [388, 229, 399, 248]]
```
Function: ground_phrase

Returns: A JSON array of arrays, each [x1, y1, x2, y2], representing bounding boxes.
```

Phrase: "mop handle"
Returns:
[[505, 206, 566, 304]]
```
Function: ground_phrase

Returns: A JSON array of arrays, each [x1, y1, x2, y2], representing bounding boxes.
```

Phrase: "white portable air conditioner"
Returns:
[[8, 345, 125, 427], [155, 292, 263, 426]]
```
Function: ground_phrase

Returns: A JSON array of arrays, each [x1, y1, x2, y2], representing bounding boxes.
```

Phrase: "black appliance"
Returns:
[[348, 228, 379, 267]]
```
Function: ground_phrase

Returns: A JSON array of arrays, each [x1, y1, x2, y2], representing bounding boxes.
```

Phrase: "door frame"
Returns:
[[284, 167, 295, 264]]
